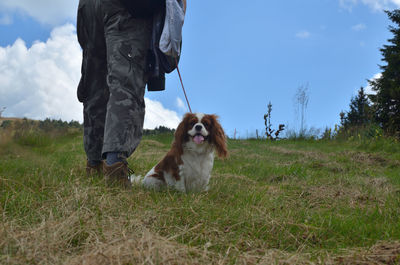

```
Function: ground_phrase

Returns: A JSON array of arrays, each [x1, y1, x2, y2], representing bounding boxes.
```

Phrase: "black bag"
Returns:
[[119, 0, 164, 18]]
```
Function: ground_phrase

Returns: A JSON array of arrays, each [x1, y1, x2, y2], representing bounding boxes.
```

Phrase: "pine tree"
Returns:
[[369, 9, 400, 136], [345, 87, 372, 127]]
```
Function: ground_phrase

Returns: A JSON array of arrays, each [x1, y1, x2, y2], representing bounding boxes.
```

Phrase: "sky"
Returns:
[[0, 0, 399, 138]]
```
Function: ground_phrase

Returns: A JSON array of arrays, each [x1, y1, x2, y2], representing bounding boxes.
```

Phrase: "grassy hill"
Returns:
[[1, 123, 400, 264]]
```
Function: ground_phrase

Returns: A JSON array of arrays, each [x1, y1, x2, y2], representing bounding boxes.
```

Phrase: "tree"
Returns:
[[342, 87, 372, 128], [0, 107, 5, 118], [294, 83, 309, 136], [369, 9, 400, 136]]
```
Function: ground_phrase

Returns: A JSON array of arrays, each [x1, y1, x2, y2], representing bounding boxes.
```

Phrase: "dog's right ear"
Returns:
[[172, 113, 192, 156]]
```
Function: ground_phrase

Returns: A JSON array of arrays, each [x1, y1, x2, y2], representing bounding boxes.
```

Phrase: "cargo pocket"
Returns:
[[119, 42, 145, 74], [117, 42, 147, 100]]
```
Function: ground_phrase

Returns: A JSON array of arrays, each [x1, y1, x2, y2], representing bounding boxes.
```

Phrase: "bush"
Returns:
[[0, 120, 12, 129], [336, 123, 384, 141]]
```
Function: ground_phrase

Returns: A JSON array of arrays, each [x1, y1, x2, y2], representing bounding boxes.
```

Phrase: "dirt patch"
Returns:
[[140, 139, 166, 148], [364, 177, 394, 192], [340, 151, 395, 167], [215, 174, 283, 196], [268, 175, 295, 183], [335, 241, 400, 265], [309, 161, 345, 173], [216, 173, 257, 184], [269, 146, 330, 163], [226, 149, 244, 156], [238, 249, 316, 265], [136, 150, 165, 158], [300, 182, 388, 209]]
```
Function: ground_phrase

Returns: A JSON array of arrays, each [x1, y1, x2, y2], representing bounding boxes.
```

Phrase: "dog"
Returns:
[[138, 113, 228, 192]]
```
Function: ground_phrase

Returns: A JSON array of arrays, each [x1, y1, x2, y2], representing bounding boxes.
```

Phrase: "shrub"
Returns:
[[336, 123, 384, 141], [0, 120, 12, 129]]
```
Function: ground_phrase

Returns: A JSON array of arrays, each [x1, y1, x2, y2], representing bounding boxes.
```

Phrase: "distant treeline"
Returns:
[[1, 118, 175, 136], [0, 118, 82, 130], [143, 126, 175, 135]]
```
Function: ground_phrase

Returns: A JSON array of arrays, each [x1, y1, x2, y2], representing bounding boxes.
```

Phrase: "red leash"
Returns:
[[175, 58, 192, 113]]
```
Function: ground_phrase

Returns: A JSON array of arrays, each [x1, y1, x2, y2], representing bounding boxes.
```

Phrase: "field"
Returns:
[[1, 123, 400, 264]]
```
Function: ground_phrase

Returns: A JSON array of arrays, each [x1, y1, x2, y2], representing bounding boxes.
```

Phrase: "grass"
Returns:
[[1, 126, 400, 264]]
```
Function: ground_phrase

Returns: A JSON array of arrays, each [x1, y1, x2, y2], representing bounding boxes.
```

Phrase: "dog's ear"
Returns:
[[172, 113, 192, 156], [208, 115, 229, 158]]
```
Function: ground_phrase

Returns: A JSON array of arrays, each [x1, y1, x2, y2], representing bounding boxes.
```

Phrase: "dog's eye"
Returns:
[[202, 121, 209, 128]]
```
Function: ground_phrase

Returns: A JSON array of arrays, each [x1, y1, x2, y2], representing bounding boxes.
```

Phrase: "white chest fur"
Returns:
[[175, 149, 215, 192]]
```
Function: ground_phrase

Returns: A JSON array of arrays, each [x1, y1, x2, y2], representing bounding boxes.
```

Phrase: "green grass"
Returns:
[[1, 130, 400, 264]]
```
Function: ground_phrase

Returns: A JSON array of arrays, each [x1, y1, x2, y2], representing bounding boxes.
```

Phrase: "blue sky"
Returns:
[[0, 0, 398, 138]]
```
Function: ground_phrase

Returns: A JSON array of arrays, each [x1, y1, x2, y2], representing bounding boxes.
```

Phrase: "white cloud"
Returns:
[[365, 73, 382, 95], [145, 99, 181, 129], [296, 30, 311, 39], [352, 23, 367, 31], [0, 24, 181, 129], [339, 0, 400, 11], [0, 14, 12, 25], [0, 24, 82, 122], [0, 0, 78, 25], [176, 97, 186, 111]]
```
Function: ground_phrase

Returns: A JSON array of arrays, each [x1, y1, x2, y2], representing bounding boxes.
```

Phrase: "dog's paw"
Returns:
[[130, 174, 143, 185]]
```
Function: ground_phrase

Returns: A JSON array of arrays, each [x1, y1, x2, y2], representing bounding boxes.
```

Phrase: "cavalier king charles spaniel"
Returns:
[[138, 113, 228, 192]]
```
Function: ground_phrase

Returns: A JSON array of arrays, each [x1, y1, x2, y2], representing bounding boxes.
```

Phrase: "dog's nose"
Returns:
[[195, 125, 202, 131]]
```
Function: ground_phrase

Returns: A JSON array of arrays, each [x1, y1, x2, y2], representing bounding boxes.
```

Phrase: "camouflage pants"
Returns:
[[77, 0, 152, 161]]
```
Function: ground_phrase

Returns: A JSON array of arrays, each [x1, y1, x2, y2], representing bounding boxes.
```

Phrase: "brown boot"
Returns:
[[103, 161, 132, 189], [86, 160, 104, 177]]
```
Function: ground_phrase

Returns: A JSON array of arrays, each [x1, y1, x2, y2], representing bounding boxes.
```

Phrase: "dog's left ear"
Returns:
[[208, 115, 229, 158]]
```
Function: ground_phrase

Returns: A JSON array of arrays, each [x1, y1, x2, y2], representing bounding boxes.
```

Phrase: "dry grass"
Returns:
[[0, 182, 320, 265], [1, 192, 212, 265], [0, 129, 12, 147], [3, 208, 399, 265], [1, 133, 400, 264]]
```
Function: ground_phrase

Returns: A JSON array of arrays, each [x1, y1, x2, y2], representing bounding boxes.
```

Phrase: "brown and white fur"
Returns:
[[139, 113, 228, 192]]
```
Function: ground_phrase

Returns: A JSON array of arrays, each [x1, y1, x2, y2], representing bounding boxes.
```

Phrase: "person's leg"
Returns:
[[101, 0, 152, 161], [77, 0, 109, 172]]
